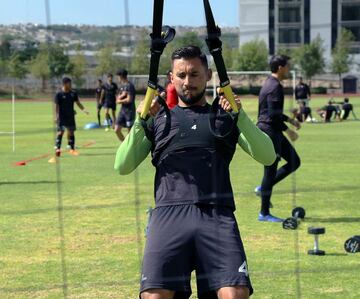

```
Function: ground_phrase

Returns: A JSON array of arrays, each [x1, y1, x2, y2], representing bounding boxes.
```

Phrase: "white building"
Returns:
[[238, 0, 360, 69]]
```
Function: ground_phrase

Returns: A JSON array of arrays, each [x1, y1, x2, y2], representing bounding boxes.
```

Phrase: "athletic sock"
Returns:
[[55, 134, 63, 150], [69, 135, 75, 150], [105, 113, 111, 128], [97, 112, 101, 126]]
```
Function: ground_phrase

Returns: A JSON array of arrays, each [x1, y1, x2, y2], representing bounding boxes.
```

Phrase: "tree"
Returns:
[[48, 43, 73, 79], [70, 45, 87, 88], [8, 52, 28, 79], [95, 46, 119, 76], [293, 36, 325, 85], [174, 31, 203, 49], [232, 39, 268, 71], [222, 41, 234, 71], [130, 33, 150, 74], [331, 28, 355, 88], [29, 45, 51, 91], [0, 36, 12, 60]]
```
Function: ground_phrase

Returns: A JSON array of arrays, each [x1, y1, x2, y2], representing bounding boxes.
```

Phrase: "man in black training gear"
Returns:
[[54, 77, 88, 157], [115, 69, 136, 141], [256, 55, 301, 222], [317, 100, 338, 122], [295, 76, 311, 106], [100, 73, 118, 130], [115, 46, 277, 299], [95, 79, 103, 126], [340, 98, 357, 120]]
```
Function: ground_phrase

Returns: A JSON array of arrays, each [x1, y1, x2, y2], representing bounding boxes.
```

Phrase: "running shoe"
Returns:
[[258, 213, 283, 222]]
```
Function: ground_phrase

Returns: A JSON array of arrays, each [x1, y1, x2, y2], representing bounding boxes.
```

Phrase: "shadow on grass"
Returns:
[[306, 217, 360, 223]]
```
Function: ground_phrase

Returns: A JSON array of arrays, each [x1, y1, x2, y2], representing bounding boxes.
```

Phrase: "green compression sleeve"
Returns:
[[237, 109, 276, 166], [114, 117, 152, 175]]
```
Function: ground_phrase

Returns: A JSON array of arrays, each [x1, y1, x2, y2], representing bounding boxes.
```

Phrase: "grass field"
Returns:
[[0, 95, 359, 299]]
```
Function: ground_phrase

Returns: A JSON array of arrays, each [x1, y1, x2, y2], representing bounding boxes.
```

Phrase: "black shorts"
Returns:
[[116, 110, 135, 128], [57, 123, 76, 132], [140, 204, 253, 298], [103, 101, 116, 110]]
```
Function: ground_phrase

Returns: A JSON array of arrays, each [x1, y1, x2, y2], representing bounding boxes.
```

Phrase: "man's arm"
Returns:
[[75, 95, 89, 114], [117, 91, 131, 104], [114, 117, 152, 175], [236, 109, 276, 166]]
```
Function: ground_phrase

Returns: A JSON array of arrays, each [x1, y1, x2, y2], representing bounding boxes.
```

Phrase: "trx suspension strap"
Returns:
[[140, 0, 175, 119], [203, 0, 238, 113]]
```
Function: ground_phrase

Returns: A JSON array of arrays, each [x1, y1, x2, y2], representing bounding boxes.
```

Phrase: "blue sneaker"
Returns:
[[258, 213, 284, 222]]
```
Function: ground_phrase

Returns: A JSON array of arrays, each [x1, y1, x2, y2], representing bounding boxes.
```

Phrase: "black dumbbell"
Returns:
[[282, 207, 306, 230], [344, 235, 360, 253], [308, 227, 325, 256]]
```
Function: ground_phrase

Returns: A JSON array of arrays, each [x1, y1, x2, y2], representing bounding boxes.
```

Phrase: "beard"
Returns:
[[178, 87, 206, 105]]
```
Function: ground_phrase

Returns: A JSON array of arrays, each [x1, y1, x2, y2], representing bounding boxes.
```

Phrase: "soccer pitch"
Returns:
[[0, 96, 359, 298]]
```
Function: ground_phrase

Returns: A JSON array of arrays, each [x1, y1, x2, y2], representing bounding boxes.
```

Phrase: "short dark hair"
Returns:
[[107, 73, 113, 78], [116, 69, 128, 78], [298, 76, 303, 80], [344, 97, 349, 103], [62, 77, 71, 84], [97, 79, 102, 83], [269, 55, 290, 73], [171, 45, 208, 69]]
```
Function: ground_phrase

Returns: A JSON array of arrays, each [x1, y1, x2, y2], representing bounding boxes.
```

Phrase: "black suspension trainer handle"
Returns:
[[203, 0, 238, 113], [140, 0, 164, 119], [141, 0, 175, 119]]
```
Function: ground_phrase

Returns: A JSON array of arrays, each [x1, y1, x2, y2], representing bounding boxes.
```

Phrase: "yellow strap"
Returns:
[[140, 87, 157, 119]]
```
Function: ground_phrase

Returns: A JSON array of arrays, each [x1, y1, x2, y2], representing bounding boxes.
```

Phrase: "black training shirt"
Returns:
[[295, 83, 311, 99], [119, 81, 136, 116], [54, 90, 79, 125], [145, 104, 240, 210], [257, 75, 289, 132], [103, 82, 118, 104]]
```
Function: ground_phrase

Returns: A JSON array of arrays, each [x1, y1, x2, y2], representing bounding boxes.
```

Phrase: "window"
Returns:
[[279, 28, 301, 44], [279, 7, 301, 23], [342, 4, 360, 21]]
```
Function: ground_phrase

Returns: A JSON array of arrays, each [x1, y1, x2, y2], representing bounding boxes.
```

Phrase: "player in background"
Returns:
[[339, 98, 357, 121], [100, 73, 118, 131], [165, 70, 178, 109], [95, 79, 103, 126], [316, 100, 338, 122], [115, 69, 136, 142], [52, 77, 89, 161], [295, 76, 311, 107], [256, 55, 301, 222]]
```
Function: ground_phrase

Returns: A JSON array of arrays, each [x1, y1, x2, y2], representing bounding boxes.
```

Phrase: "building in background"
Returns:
[[238, 0, 360, 66]]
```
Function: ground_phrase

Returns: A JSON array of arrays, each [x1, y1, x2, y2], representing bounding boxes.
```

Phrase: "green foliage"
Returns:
[[233, 39, 268, 71], [130, 32, 150, 75], [293, 36, 325, 81], [222, 42, 234, 71], [95, 46, 119, 76], [70, 45, 87, 88], [8, 52, 29, 79], [0, 35, 13, 60], [173, 31, 204, 49], [0, 58, 8, 76], [331, 28, 355, 80], [29, 45, 51, 91], [47, 43, 73, 79]]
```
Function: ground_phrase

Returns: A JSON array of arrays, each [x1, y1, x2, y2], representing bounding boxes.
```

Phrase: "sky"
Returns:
[[0, 0, 239, 27]]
